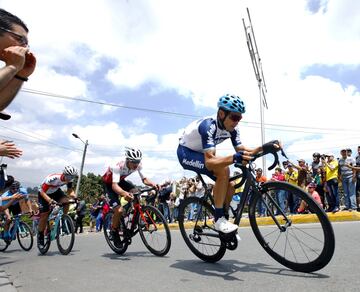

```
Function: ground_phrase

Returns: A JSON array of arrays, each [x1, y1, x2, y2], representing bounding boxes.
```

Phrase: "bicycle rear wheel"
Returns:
[[17, 222, 33, 251], [138, 205, 171, 256], [103, 212, 129, 255], [178, 197, 226, 263], [249, 181, 335, 273], [56, 214, 75, 255]]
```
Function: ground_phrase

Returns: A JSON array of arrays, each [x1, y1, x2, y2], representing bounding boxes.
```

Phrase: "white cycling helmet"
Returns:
[[63, 165, 78, 177], [125, 146, 142, 162]]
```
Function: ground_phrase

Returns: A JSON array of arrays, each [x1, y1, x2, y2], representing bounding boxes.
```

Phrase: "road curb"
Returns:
[[80, 210, 360, 233], [167, 210, 360, 230]]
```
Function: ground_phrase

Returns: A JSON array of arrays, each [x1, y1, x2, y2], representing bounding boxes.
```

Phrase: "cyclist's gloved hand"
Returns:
[[233, 151, 244, 164], [124, 192, 134, 202], [262, 140, 281, 154]]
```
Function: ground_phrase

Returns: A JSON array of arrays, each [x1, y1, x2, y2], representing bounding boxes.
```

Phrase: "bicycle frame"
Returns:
[[47, 207, 65, 241], [195, 162, 291, 238], [122, 191, 158, 238], [45, 200, 76, 241], [0, 214, 27, 241]]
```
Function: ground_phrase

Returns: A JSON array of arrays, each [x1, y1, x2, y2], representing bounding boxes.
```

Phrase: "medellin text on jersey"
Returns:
[[179, 115, 242, 152]]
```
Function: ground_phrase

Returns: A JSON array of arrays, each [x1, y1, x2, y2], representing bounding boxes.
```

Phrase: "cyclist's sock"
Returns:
[[214, 208, 224, 222]]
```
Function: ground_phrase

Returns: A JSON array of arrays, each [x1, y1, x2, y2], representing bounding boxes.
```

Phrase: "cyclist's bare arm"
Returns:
[[142, 177, 158, 189], [235, 145, 262, 156], [204, 150, 234, 170], [39, 189, 53, 204], [0, 194, 22, 212], [112, 182, 133, 201], [66, 188, 76, 198]]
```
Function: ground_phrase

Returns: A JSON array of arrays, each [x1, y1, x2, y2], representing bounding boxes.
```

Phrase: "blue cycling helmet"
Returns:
[[217, 94, 246, 114]]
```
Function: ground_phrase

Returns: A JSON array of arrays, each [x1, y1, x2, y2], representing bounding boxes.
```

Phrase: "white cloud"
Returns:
[[1, 0, 359, 186]]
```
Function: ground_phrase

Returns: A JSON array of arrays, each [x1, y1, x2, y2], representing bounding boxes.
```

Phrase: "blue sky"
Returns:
[[0, 0, 359, 187]]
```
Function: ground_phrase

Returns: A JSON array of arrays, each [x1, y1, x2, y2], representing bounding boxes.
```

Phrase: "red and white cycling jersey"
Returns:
[[40, 173, 72, 194], [103, 160, 145, 184]]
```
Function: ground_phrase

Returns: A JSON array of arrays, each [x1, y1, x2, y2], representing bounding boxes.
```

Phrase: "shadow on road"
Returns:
[[102, 251, 170, 261], [170, 259, 330, 281]]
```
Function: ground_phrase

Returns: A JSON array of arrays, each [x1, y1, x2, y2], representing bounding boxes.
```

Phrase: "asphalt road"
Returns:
[[1, 221, 360, 292]]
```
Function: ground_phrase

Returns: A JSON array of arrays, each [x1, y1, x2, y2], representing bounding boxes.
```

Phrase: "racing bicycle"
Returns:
[[0, 212, 33, 251], [104, 187, 171, 256], [37, 200, 76, 255], [178, 147, 335, 273]]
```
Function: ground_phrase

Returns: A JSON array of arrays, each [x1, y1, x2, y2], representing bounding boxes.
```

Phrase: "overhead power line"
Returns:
[[21, 87, 360, 134]]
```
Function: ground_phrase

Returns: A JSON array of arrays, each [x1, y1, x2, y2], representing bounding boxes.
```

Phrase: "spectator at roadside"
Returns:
[[323, 153, 339, 213], [255, 168, 267, 217], [338, 148, 356, 211], [311, 152, 326, 209], [171, 193, 181, 223], [356, 146, 360, 211], [0, 9, 36, 111], [297, 182, 323, 213], [187, 178, 197, 221], [285, 163, 299, 213], [158, 181, 172, 223], [0, 140, 22, 159], [270, 167, 286, 215], [30, 199, 40, 235], [346, 148, 352, 158], [75, 199, 87, 233], [88, 203, 96, 232], [288, 159, 310, 189], [91, 195, 106, 232]]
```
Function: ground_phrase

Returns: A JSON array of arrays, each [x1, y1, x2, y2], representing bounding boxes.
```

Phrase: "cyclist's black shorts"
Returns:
[[104, 180, 136, 208], [38, 189, 67, 213], [9, 203, 21, 216]]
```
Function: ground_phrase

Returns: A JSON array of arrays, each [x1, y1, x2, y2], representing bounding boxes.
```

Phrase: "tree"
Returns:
[[74, 172, 104, 204]]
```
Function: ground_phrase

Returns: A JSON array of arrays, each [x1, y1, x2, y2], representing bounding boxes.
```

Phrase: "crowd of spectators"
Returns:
[[254, 147, 360, 215]]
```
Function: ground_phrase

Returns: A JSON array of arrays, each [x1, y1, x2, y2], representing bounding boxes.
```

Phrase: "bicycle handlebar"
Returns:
[[232, 146, 288, 189], [133, 186, 158, 197]]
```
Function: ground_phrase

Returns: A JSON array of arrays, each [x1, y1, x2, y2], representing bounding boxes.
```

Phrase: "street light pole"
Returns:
[[72, 133, 89, 197]]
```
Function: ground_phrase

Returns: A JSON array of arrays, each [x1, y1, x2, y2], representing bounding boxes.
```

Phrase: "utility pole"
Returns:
[[72, 133, 89, 197], [242, 7, 268, 174]]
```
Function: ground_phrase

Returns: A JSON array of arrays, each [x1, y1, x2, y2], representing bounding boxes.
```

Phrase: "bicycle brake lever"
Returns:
[[280, 148, 288, 159], [268, 152, 279, 171], [233, 164, 247, 188]]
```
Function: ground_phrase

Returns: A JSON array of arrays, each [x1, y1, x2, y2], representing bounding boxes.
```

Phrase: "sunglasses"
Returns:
[[0, 27, 28, 46], [228, 113, 242, 122], [64, 174, 75, 181]]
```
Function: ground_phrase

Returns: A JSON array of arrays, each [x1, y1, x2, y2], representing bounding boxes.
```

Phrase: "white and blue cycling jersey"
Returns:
[[1, 187, 29, 206], [177, 115, 242, 180], [179, 115, 242, 152]]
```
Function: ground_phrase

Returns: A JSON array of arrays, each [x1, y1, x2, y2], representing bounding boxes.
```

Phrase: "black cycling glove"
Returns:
[[233, 151, 244, 164], [262, 140, 281, 154]]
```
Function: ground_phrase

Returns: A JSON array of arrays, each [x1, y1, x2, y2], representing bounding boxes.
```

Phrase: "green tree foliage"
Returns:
[[74, 172, 104, 204]]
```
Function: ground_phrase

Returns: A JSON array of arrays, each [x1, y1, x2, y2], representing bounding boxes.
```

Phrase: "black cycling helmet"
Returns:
[[313, 152, 321, 158], [10, 180, 20, 191]]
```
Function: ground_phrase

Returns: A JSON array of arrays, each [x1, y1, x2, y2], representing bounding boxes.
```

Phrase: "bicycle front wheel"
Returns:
[[17, 222, 33, 251], [56, 214, 75, 255], [249, 181, 335, 273], [178, 197, 226, 263], [138, 205, 171, 256]]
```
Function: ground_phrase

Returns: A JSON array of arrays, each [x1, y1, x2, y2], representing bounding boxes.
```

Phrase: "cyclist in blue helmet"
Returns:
[[177, 94, 279, 233]]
